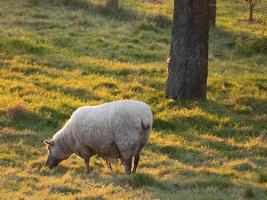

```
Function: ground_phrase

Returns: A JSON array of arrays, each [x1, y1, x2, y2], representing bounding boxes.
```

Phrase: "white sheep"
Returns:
[[44, 100, 153, 174]]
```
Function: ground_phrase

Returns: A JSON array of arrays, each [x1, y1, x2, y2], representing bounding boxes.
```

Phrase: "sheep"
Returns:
[[44, 100, 153, 174]]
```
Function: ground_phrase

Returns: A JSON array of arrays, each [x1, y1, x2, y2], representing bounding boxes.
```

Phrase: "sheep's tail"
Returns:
[[141, 120, 150, 130], [140, 113, 152, 135]]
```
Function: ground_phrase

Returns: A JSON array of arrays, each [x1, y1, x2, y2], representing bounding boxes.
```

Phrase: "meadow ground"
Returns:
[[0, 0, 266, 199]]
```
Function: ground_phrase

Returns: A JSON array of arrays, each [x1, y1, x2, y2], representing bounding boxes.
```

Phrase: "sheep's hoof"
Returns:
[[124, 170, 131, 175], [108, 165, 113, 171]]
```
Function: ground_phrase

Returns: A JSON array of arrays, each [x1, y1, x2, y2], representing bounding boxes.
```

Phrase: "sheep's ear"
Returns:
[[44, 140, 54, 146]]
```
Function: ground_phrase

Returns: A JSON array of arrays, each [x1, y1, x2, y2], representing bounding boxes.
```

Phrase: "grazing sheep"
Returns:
[[44, 100, 153, 174]]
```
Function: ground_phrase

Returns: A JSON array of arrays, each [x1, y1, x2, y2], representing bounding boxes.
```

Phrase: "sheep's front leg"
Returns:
[[78, 147, 93, 174], [83, 156, 90, 174], [106, 159, 113, 171], [80, 152, 91, 174]]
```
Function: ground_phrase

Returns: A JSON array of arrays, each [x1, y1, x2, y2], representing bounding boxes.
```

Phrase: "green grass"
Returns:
[[0, 0, 266, 199]]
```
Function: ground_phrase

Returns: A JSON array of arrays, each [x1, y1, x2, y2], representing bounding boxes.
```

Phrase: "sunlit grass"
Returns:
[[0, 0, 266, 199]]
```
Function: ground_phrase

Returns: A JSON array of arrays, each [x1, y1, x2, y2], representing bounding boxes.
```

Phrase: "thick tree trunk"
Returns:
[[209, 0, 216, 26], [165, 0, 209, 100], [106, 0, 119, 10]]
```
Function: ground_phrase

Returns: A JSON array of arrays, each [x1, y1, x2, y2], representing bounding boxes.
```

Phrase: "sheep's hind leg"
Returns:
[[115, 143, 133, 174], [124, 157, 133, 175], [132, 154, 140, 173]]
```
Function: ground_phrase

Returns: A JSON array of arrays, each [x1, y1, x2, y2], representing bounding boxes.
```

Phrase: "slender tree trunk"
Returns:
[[106, 0, 119, 10], [165, 0, 209, 100], [249, 5, 254, 23], [209, 0, 216, 26]]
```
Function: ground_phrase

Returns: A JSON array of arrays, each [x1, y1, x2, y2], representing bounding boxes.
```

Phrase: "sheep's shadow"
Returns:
[[108, 173, 173, 191]]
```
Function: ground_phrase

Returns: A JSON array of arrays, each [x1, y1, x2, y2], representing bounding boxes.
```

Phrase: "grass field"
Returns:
[[0, 0, 266, 199]]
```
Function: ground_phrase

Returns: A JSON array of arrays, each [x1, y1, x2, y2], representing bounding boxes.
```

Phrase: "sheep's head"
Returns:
[[44, 139, 68, 169]]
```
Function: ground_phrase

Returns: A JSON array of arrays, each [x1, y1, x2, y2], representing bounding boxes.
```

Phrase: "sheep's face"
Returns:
[[44, 140, 68, 169]]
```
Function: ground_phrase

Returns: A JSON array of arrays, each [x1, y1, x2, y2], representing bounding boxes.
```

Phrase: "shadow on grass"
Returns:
[[29, 160, 70, 177], [10, 66, 60, 78], [109, 171, 267, 198], [0, 104, 51, 131], [0, 103, 74, 133], [200, 100, 266, 139], [110, 173, 174, 191], [210, 26, 267, 59], [152, 99, 266, 163], [175, 172, 267, 198], [24, 53, 164, 80], [227, 96, 267, 115], [0, 127, 43, 167], [33, 81, 101, 101], [76, 59, 165, 79], [0, 36, 50, 57], [148, 143, 215, 167], [49, 184, 80, 194], [174, 174, 234, 190], [164, 99, 266, 139], [153, 114, 219, 133], [0, 129, 34, 144], [27, 0, 172, 27]]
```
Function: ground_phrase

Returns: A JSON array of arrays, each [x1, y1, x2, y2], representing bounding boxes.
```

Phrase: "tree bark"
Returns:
[[209, 0, 216, 26], [106, 0, 119, 10], [249, 5, 254, 23], [165, 0, 209, 100]]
